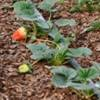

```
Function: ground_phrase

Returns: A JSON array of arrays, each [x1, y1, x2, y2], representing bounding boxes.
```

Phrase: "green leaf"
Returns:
[[13, 1, 50, 29], [51, 66, 77, 80], [55, 19, 76, 27], [90, 81, 100, 99], [59, 0, 65, 3], [36, 26, 47, 36], [78, 0, 86, 6], [70, 0, 93, 13], [66, 47, 92, 57], [49, 27, 72, 47], [77, 0, 93, 6], [52, 74, 72, 88], [92, 62, 100, 75], [49, 27, 62, 42], [38, 0, 58, 12], [90, 21, 100, 30], [69, 82, 93, 90], [51, 66, 77, 87], [13, 1, 36, 21], [26, 43, 54, 60], [94, 89, 100, 100], [95, 82, 100, 89], [35, 18, 50, 29], [92, 62, 100, 68], [76, 67, 98, 81], [70, 5, 81, 13]]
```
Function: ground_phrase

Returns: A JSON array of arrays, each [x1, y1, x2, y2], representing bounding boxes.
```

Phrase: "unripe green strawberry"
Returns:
[[18, 64, 31, 73]]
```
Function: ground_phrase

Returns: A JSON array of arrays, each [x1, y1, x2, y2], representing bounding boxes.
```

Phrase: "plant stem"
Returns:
[[32, 22, 37, 36], [48, 12, 52, 21], [70, 88, 82, 98], [37, 39, 60, 48]]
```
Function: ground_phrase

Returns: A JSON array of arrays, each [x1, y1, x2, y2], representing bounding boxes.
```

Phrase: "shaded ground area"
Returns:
[[0, 0, 100, 100]]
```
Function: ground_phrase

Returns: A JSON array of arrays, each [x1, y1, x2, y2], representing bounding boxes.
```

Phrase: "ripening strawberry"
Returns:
[[12, 27, 27, 41]]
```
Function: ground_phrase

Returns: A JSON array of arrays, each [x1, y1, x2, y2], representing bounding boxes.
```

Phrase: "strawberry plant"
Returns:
[[26, 35, 92, 66], [50, 47, 67, 66], [70, 0, 100, 12], [51, 65, 100, 99], [51, 66, 77, 87], [81, 20, 100, 34], [70, 0, 94, 12]]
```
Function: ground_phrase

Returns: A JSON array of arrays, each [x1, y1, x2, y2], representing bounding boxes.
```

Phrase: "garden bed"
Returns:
[[0, 0, 100, 100]]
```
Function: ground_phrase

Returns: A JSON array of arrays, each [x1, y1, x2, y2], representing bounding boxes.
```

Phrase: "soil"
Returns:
[[0, 0, 100, 100]]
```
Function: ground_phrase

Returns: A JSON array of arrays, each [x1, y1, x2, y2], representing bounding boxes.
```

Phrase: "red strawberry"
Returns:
[[12, 27, 27, 41]]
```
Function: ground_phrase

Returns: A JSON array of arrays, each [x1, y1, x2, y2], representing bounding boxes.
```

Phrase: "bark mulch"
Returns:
[[0, 0, 100, 100]]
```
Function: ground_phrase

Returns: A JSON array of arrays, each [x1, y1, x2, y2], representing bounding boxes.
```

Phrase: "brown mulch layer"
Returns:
[[0, 0, 100, 100]]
